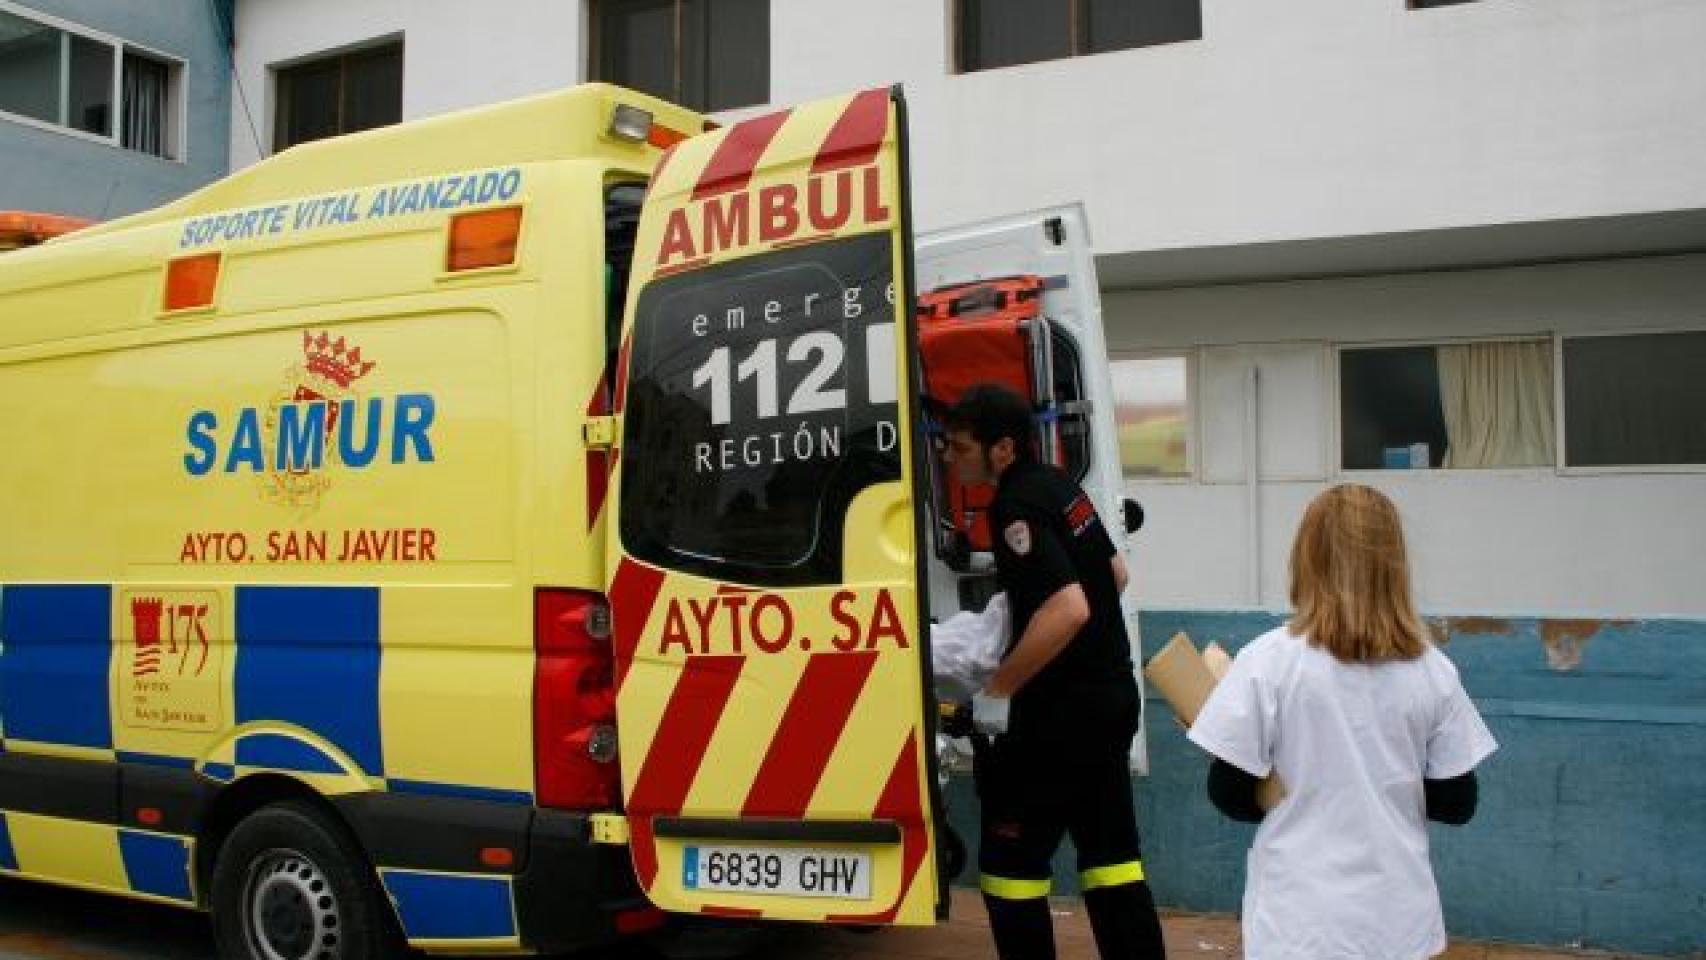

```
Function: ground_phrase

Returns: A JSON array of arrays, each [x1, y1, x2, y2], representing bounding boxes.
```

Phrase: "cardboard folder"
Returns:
[[1144, 632, 1287, 811]]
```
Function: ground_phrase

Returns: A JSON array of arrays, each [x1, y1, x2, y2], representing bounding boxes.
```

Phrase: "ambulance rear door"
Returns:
[[915, 206, 1150, 771], [604, 87, 940, 924]]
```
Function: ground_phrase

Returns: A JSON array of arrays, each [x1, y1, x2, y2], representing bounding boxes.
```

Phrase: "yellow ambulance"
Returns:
[[0, 83, 1135, 958]]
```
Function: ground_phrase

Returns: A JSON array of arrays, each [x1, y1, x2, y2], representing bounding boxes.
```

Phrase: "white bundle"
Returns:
[[930, 593, 1009, 702]]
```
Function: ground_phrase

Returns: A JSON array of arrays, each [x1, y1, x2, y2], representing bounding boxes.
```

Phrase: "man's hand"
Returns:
[[984, 583, 1090, 698], [972, 691, 1010, 736]]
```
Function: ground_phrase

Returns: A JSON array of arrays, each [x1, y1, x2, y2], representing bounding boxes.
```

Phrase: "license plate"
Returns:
[[682, 845, 872, 900]]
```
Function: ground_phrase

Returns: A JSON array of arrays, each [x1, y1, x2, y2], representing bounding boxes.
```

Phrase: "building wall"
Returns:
[[227, 0, 587, 170], [1108, 252, 1706, 618], [0, 0, 230, 219], [770, 0, 1706, 254], [230, 1, 1706, 256]]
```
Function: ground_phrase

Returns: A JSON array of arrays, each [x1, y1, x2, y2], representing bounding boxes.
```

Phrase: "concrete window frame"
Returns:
[[0, 0, 187, 162]]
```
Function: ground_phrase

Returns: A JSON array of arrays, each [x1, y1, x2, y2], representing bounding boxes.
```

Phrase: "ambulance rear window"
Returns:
[[620, 233, 902, 586]]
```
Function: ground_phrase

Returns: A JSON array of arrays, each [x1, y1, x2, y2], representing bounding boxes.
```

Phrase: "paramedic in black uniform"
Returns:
[[942, 383, 1165, 960]]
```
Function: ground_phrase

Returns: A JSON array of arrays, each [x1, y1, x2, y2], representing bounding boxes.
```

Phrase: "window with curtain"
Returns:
[[122, 51, 169, 157], [958, 0, 1201, 73], [275, 41, 403, 152], [1563, 332, 1706, 467], [592, 0, 769, 112], [1110, 354, 1191, 478], [1340, 340, 1554, 470], [0, 8, 182, 158]]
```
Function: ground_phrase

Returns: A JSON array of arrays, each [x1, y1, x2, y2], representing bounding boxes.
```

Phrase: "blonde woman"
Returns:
[[1189, 484, 1497, 960]]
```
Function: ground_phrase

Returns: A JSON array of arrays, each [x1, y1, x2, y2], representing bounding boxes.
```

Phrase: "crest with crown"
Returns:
[[302, 331, 377, 389]]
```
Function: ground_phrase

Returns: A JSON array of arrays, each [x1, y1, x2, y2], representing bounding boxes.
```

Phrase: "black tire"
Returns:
[[210, 802, 404, 960]]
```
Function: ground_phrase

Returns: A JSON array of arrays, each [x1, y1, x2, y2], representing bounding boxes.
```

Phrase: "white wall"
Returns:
[[229, 0, 586, 169], [1106, 253, 1706, 619], [232, 1, 1706, 262], [772, 0, 1706, 257]]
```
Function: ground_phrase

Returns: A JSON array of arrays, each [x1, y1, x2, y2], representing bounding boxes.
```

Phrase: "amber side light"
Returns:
[[448, 207, 523, 271], [164, 253, 221, 311]]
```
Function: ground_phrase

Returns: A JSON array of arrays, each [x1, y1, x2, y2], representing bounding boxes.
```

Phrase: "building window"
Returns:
[[0, 6, 182, 157], [1339, 340, 1554, 470], [592, 0, 769, 113], [958, 0, 1200, 73], [1111, 354, 1191, 478], [274, 41, 402, 152], [1562, 332, 1706, 468]]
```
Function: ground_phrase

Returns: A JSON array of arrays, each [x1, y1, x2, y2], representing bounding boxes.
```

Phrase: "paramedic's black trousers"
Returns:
[[977, 733, 1166, 960]]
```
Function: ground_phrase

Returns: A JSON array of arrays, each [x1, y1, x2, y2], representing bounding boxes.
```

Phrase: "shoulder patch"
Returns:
[[1004, 520, 1032, 556]]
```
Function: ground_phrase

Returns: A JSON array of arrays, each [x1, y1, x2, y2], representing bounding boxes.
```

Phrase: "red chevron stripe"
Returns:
[[692, 109, 791, 202], [827, 732, 928, 924], [585, 370, 612, 530], [613, 333, 633, 414], [644, 144, 679, 203], [812, 88, 889, 175], [626, 654, 746, 888], [741, 651, 879, 817], [609, 558, 666, 694]]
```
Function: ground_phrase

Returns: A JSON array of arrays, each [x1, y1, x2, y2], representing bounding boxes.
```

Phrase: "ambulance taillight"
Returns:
[[533, 588, 620, 809]]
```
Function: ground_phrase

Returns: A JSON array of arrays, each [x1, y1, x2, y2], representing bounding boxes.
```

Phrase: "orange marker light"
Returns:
[[647, 124, 689, 149], [480, 847, 516, 869], [163, 253, 221, 311], [447, 207, 523, 271], [137, 807, 164, 827]]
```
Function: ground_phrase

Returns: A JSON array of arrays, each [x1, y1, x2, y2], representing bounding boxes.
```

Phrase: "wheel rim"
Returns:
[[241, 850, 343, 960]]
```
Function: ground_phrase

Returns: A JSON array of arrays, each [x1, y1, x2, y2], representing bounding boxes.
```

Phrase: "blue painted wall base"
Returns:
[[941, 611, 1706, 957]]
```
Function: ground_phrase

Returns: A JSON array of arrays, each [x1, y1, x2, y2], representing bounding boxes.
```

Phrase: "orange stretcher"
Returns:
[[917, 275, 1059, 562]]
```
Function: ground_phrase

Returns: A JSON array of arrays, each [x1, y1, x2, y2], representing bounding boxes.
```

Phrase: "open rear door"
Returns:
[[605, 88, 939, 924], [914, 207, 1149, 771]]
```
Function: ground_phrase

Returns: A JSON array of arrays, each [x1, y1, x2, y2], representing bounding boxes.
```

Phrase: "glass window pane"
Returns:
[[276, 58, 341, 150], [68, 34, 113, 136], [598, 0, 678, 104], [1565, 332, 1706, 466], [342, 44, 402, 134], [1085, 0, 1201, 54], [961, 0, 1070, 72], [0, 12, 64, 124], [621, 233, 901, 585], [1111, 355, 1189, 478], [1339, 347, 1448, 470], [700, 0, 768, 111]]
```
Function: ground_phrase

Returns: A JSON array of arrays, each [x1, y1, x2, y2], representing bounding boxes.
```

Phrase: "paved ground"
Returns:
[[0, 877, 1663, 960]]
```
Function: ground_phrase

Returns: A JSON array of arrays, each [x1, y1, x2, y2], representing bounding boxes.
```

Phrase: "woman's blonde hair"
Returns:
[[1289, 484, 1428, 662]]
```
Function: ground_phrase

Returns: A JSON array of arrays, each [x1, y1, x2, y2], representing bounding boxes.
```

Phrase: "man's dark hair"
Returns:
[[943, 383, 1034, 459]]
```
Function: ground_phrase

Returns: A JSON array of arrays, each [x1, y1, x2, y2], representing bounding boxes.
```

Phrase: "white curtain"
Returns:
[[1437, 341, 1555, 468]]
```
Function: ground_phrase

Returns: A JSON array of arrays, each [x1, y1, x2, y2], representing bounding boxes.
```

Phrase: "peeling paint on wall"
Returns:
[[1430, 617, 1516, 644], [1537, 619, 1633, 671]]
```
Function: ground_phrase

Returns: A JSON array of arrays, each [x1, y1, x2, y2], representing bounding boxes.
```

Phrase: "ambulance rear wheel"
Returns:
[[211, 802, 401, 960]]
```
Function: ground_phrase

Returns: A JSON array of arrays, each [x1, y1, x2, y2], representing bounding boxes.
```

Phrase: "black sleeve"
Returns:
[[996, 506, 1078, 598], [1207, 758, 1266, 824], [1423, 770, 1478, 825]]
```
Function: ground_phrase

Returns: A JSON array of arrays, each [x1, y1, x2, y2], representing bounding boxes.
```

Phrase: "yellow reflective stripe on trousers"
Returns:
[[980, 874, 1053, 900], [1079, 860, 1145, 890]]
